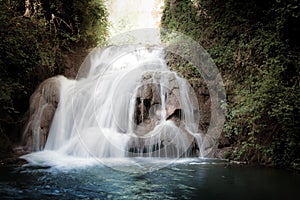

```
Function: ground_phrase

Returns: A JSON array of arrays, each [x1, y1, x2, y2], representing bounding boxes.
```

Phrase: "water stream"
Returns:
[[22, 45, 202, 170], [1, 159, 299, 200], [11, 1, 300, 199], [17, 40, 300, 200]]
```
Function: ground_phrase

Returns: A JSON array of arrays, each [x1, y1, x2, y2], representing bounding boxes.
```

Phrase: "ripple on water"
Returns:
[[0, 158, 300, 200]]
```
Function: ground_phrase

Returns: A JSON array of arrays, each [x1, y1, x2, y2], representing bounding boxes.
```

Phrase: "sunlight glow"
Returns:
[[105, 0, 164, 36]]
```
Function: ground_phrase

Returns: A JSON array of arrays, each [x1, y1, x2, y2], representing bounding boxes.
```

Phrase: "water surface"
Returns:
[[0, 158, 299, 199]]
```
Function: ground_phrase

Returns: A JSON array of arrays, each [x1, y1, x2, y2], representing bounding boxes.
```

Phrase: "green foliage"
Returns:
[[162, 0, 300, 169], [164, 52, 202, 81], [0, 0, 108, 152], [0, 1, 53, 120], [43, 0, 108, 48]]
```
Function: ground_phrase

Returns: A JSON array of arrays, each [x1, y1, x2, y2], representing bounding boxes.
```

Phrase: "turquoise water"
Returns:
[[0, 158, 299, 199]]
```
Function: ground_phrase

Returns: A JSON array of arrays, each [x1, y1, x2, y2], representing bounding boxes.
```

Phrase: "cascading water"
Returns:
[[22, 45, 202, 167], [20, 0, 216, 169]]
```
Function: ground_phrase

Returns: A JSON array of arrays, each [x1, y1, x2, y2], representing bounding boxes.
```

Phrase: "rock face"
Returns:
[[127, 71, 201, 157], [22, 76, 62, 151], [22, 68, 209, 157], [64, 48, 91, 79], [190, 78, 226, 157], [133, 72, 193, 134], [189, 80, 211, 133]]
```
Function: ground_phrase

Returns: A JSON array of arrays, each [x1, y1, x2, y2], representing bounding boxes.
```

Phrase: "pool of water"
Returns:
[[0, 158, 299, 200]]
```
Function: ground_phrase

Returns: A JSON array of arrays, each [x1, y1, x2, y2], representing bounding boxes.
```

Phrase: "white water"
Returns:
[[21, 0, 208, 169], [22, 45, 202, 169]]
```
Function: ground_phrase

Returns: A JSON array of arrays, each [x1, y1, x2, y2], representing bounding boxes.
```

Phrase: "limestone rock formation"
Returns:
[[22, 65, 208, 157], [22, 76, 63, 151], [128, 71, 201, 157]]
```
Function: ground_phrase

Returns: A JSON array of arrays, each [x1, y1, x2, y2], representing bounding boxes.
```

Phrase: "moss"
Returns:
[[224, 152, 231, 159], [161, 0, 300, 168], [0, 0, 108, 151]]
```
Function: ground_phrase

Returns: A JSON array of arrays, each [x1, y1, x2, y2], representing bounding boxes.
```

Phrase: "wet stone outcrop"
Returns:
[[128, 72, 201, 157], [134, 72, 184, 133], [22, 76, 62, 151], [22, 70, 204, 157]]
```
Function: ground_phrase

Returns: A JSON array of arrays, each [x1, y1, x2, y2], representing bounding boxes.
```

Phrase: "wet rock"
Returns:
[[127, 122, 198, 157], [128, 71, 201, 157], [134, 72, 184, 133], [22, 76, 63, 151]]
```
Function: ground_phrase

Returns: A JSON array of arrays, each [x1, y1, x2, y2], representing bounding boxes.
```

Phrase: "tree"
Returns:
[[161, 0, 300, 169], [0, 0, 108, 154]]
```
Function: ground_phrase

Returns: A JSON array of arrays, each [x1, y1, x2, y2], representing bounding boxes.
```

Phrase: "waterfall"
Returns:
[[22, 45, 201, 161], [20, 0, 227, 169]]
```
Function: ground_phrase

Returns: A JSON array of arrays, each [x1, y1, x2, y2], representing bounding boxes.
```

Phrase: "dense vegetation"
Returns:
[[0, 0, 108, 154], [162, 0, 299, 169], [0, 0, 298, 171]]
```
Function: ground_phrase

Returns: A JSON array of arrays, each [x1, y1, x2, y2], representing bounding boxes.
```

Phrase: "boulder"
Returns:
[[22, 76, 62, 151], [128, 71, 201, 157]]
